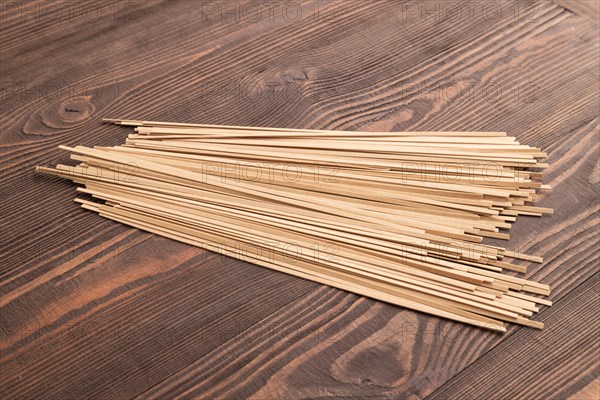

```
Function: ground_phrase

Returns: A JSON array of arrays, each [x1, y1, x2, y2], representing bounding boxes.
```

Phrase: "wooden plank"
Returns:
[[1, 0, 598, 398], [552, 0, 600, 23], [426, 272, 600, 400], [567, 377, 600, 400], [0, 232, 318, 399]]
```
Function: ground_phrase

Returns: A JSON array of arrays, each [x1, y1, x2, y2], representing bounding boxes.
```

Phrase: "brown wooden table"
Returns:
[[1, 1, 598, 398]]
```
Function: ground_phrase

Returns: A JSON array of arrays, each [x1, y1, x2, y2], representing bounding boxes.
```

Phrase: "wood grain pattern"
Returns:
[[552, 0, 600, 23], [427, 272, 600, 400], [1, 0, 599, 398], [568, 377, 600, 400]]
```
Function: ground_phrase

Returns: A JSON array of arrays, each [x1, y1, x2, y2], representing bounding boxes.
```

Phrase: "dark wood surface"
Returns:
[[1, 1, 598, 399]]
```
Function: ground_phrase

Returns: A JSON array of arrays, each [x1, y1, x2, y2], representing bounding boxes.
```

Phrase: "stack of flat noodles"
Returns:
[[37, 119, 554, 332]]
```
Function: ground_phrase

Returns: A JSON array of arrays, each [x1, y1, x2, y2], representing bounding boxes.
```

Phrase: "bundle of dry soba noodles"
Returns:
[[37, 119, 553, 332]]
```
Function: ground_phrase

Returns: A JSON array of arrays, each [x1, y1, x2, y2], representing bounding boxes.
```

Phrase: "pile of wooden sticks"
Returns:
[[37, 119, 553, 332]]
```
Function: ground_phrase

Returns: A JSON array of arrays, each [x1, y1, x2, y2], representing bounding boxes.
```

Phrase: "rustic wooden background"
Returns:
[[1, 0, 598, 399]]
